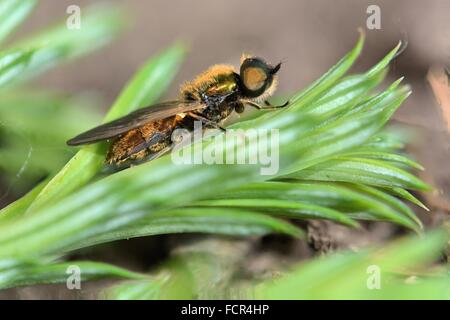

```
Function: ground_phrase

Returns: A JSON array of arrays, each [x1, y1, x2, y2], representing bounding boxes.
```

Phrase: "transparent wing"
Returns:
[[67, 100, 205, 146]]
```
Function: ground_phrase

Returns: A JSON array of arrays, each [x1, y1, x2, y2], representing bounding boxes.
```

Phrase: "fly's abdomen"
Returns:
[[106, 117, 177, 165]]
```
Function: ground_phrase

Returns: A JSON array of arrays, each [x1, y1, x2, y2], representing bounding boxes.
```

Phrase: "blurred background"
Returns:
[[1, 0, 449, 298], [20, 0, 450, 118]]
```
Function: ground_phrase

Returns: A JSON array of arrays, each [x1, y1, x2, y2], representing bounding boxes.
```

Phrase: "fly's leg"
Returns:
[[187, 112, 227, 132], [264, 100, 290, 108], [241, 99, 289, 111]]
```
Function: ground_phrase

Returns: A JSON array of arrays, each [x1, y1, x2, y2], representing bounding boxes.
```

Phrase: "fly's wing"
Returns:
[[66, 100, 205, 146]]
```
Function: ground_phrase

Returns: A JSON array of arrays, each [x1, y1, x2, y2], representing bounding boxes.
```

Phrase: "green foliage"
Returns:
[[102, 230, 449, 300], [0, 48, 36, 86], [258, 229, 449, 299], [9, 4, 127, 82], [77, 208, 303, 251], [0, 259, 148, 290], [0, 1, 127, 192], [0, 1, 446, 300], [0, 0, 36, 44], [0, 90, 101, 187]]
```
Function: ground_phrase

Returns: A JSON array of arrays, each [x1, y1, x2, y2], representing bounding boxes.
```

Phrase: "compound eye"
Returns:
[[242, 66, 267, 92], [240, 57, 272, 97]]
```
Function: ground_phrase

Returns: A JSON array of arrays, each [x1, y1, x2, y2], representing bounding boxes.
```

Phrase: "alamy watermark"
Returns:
[[66, 5, 81, 30], [170, 121, 280, 176], [366, 5, 381, 30], [366, 264, 381, 290], [66, 264, 81, 290]]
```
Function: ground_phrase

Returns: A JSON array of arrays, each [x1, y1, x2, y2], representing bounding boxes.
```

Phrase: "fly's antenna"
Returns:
[[271, 58, 287, 75], [271, 62, 281, 74]]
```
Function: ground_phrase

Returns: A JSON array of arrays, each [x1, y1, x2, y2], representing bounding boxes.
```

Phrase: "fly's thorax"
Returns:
[[204, 75, 238, 97], [180, 64, 238, 100], [179, 66, 240, 125]]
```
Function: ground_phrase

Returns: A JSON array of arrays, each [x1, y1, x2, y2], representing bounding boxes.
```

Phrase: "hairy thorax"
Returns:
[[180, 64, 239, 123]]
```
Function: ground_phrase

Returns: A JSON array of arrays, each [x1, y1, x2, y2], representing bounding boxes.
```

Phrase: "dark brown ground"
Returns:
[[0, 0, 449, 299]]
